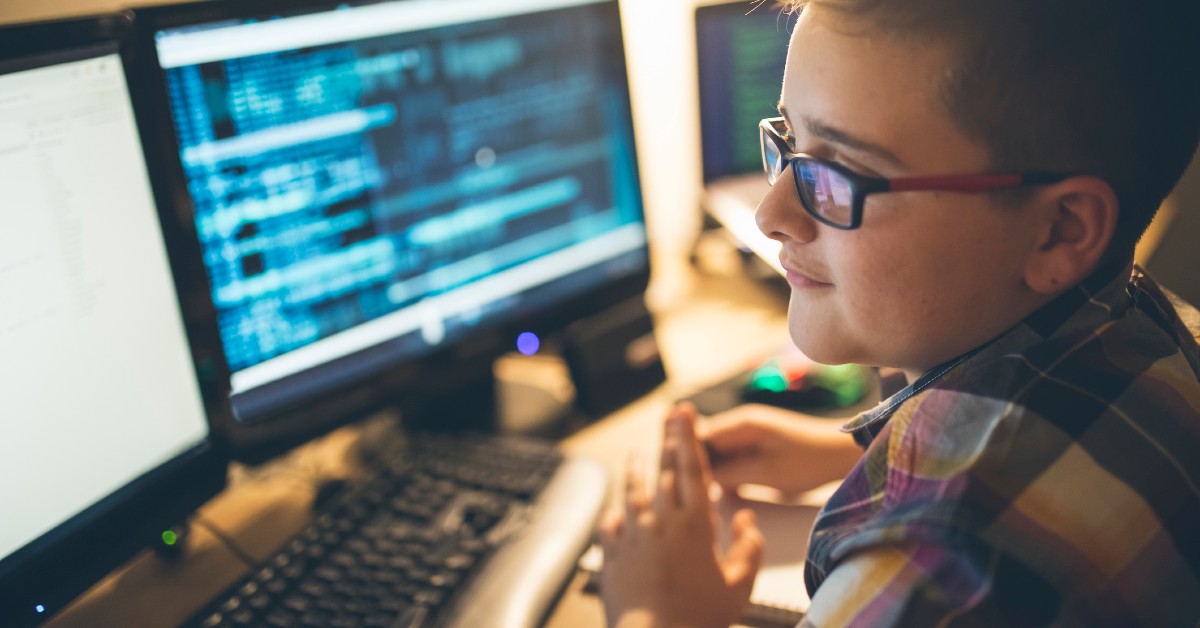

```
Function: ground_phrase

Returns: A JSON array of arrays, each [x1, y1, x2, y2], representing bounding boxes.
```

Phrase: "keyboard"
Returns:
[[187, 432, 608, 628]]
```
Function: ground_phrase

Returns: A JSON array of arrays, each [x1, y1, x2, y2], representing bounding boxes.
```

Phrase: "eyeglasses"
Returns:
[[759, 117, 1072, 229]]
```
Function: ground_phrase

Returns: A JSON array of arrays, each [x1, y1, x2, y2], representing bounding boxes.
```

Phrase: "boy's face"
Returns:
[[758, 7, 1049, 380]]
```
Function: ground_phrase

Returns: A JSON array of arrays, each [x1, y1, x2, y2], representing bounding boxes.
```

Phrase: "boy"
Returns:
[[599, 0, 1200, 626]]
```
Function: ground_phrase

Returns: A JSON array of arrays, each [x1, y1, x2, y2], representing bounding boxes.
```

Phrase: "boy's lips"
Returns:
[[779, 257, 833, 288]]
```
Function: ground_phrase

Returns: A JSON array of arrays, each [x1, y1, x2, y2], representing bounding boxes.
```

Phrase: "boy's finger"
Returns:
[[655, 409, 681, 510], [597, 508, 624, 545], [700, 418, 764, 454], [624, 450, 650, 524], [700, 418, 767, 475], [655, 465, 678, 513], [671, 402, 711, 512], [723, 508, 765, 599]]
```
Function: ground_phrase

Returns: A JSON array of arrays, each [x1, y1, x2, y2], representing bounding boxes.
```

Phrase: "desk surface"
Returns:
[[47, 249, 808, 628]]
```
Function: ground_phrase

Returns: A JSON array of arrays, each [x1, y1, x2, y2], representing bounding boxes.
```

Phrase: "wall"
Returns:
[[0, 0, 171, 21], [1146, 156, 1200, 306]]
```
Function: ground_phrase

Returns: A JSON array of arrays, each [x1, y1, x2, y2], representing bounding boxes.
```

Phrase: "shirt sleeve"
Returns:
[[802, 543, 1001, 628]]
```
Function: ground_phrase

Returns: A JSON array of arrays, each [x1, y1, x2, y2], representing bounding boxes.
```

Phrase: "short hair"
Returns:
[[779, 0, 1200, 262]]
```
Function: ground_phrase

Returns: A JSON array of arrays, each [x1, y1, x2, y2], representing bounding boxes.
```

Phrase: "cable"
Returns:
[[191, 514, 258, 568]]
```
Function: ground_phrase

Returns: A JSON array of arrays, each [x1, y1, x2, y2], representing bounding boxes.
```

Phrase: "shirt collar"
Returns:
[[842, 259, 1134, 436]]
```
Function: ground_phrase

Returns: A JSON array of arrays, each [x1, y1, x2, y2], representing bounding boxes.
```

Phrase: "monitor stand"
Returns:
[[395, 296, 666, 436], [393, 351, 578, 438], [396, 361, 501, 434]]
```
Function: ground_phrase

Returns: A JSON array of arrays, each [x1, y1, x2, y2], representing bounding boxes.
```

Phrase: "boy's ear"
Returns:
[[1024, 176, 1119, 295]]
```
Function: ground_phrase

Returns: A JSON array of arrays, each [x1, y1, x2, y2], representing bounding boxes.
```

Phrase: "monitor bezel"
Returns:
[[0, 13, 231, 627], [129, 0, 652, 462]]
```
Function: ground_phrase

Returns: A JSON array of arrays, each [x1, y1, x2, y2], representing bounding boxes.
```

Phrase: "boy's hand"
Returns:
[[598, 403, 764, 628], [701, 404, 862, 497]]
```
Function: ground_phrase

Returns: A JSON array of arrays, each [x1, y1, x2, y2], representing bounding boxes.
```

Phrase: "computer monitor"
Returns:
[[132, 0, 649, 460], [0, 14, 230, 627], [696, 1, 794, 183]]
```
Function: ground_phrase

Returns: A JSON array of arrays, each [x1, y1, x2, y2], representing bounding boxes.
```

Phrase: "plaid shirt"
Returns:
[[802, 265, 1200, 627]]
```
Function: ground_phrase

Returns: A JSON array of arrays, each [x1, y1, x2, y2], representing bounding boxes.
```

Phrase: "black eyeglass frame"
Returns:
[[759, 117, 1074, 230]]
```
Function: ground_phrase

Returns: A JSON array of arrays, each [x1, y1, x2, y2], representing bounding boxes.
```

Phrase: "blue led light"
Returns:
[[516, 332, 540, 356], [35, 604, 45, 613]]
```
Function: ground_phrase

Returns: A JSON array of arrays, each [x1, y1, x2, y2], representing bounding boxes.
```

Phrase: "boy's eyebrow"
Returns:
[[778, 103, 907, 169]]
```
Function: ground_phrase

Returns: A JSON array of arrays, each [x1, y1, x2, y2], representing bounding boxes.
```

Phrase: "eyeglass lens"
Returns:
[[796, 162, 854, 226], [761, 125, 785, 186], [761, 122, 856, 227]]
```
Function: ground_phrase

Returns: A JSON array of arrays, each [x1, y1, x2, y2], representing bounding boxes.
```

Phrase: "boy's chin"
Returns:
[[787, 325, 853, 367]]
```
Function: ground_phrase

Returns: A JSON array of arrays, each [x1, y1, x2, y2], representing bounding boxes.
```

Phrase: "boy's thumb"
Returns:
[[723, 508, 765, 598]]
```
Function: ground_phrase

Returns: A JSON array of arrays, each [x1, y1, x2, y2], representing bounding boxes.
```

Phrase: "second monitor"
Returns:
[[134, 0, 650, 459]]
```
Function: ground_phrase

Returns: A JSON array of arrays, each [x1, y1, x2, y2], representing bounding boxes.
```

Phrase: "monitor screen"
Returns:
[[136, 0, 648, 457], [0, 15, 227, 627], [696, 2, 794, 182]]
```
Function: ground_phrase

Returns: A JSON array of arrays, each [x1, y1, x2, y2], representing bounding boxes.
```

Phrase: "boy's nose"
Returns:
[[756, 167, 819, 245]]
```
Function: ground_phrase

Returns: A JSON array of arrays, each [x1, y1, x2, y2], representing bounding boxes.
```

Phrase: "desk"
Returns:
[[47, 250, 807, 628]]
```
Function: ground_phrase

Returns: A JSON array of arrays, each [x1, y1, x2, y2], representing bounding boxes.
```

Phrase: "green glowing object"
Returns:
[[748, 365, 789, 392]]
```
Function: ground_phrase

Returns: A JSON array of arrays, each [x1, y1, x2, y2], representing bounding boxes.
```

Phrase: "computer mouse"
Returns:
[[739, 350, 870, 410]]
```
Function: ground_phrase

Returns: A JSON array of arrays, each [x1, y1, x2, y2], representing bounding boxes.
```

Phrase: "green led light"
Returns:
[[749, 367, 789, 393], [820, 364, 868, 406], [161, 530, 178, 546]]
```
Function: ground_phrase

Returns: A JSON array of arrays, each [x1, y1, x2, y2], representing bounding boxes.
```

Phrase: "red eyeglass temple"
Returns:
[[887, 173, 1025, 193]]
